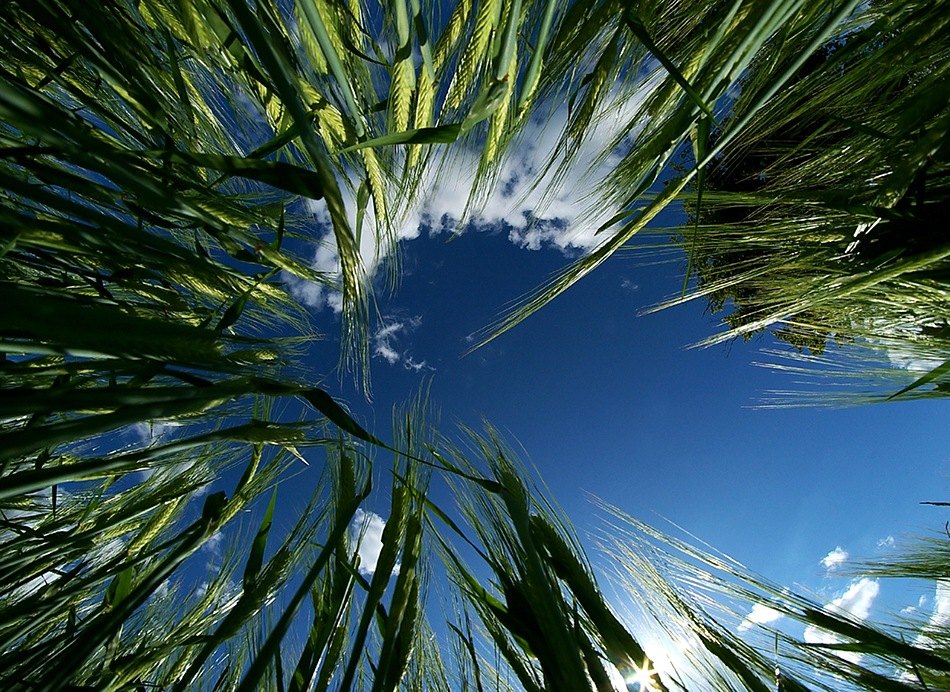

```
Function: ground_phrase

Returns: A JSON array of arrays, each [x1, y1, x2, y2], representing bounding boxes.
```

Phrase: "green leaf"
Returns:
[[217, 271, 276, 333], [299, 389, 382, 445], [461, 80, 510, 133], [149, 149, 326, 199], [338, 123, 463, 153], [245, 488, 278, 585], [888, 359, 950, 400], [104, 567, 134, 609]]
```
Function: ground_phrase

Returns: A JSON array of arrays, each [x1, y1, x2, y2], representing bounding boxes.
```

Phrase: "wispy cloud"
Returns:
[[282, 272, 334, 312], [738, 603, 784, 632], [153, 579, 172, 599], [13, 572, 60, 601], [803, 578, 880, 664], [280, 230, 345, 313], [876, 535, 896, 550], [349, 509, 397, 577], [131, 420, 177, 447], [820, 546, 849, 573], [620, 277, 639, 292], [12, 532, 125, 603], [901, 593, 929, 616], [862, 319, 948, 375], [203, 531, 224, 562], [371, 316, 431, 370], [403, 355, 430, 371]]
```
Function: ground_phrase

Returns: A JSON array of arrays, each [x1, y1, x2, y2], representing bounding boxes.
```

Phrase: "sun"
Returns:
[[626, 659, 658, 690]]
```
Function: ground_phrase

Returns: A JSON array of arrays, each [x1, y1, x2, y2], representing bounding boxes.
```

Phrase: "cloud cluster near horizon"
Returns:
[[803, 577, 880, 664]]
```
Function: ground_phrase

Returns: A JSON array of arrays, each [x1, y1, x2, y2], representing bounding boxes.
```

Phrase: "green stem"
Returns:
[[516, 0, 559, 111]]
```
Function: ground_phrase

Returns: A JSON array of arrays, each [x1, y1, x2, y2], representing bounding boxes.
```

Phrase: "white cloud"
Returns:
[[2, 490, 67, 602], [413, 83, 655, 254], [863, 318, 948, 375], [375, 341, 401, 364], [153, 579, 171, 599], [11, 572, 60, 602], [280, 233, 344, 313], [820, 546, 849, 572], [128, 421, 197, 482], [833, 579, 879, 620], [89, 537, 126, 567], [282, 272, 332, 311], [375, 321, 408, 341], [349, 509, 397, 577], [11, 530, 123, 603], [738, 603, 784, 632], [876, 535, 896, 550], [195, 581, 209, 600], [804, 578, 880, 664]]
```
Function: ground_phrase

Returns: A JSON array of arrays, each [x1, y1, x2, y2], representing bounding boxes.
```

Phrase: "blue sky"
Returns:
[[284, 190, 948, 646]]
